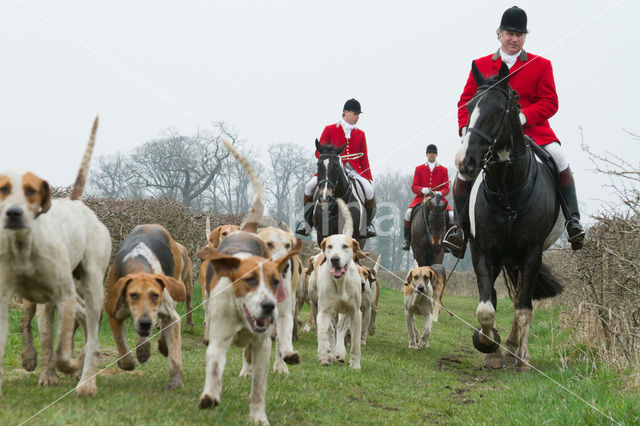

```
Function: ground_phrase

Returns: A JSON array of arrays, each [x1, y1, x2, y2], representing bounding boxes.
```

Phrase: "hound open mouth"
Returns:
[[243, 304, 274, 333], [330, 265, 347, 278]]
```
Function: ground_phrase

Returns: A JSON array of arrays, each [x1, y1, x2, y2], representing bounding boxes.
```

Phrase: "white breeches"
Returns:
[[456, 141, 569, 183], [304, 169, 374, 200], [405, 207, 454, 223], [542, 142, 568, 171]]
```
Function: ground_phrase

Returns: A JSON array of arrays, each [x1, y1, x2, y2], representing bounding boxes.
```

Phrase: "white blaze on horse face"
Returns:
[[321, 159, 330, 201], [468, 173, 484, 238], [456, 102, 482, 171]]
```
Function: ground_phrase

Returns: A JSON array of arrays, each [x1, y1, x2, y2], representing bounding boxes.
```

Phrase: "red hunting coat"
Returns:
[[458, 50, 560, 146], [409, 163, 451, 210], [315, 123, 373, 181]]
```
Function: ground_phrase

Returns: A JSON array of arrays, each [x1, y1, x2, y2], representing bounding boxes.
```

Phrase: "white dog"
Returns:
[[315, 199, 362, 370], [0, 118, 111, 398]]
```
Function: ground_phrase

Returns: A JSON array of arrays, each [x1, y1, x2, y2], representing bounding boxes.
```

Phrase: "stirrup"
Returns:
[[443, 226, 466, 258], [366, 224, 377, 238], [566, 219, 585, 250], [401, 239, 410, 251]]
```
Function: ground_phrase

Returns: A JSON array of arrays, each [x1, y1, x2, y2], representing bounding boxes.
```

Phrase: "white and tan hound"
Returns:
[[197, 137, 301, 425], [0, 118, 111, 398], [403, 266, 445, 349], [105, 224, 189, 389], [315, 199, 363, 370]]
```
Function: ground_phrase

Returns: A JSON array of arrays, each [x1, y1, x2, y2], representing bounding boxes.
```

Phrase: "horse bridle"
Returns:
[[466, 85, 517, 167], [317, 153, 353, 201]]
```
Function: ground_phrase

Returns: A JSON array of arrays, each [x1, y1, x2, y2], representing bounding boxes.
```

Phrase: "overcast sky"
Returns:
[[1, 0, 637, 222]]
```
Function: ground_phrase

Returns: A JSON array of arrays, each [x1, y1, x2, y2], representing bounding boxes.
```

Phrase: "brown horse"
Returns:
[[410, 193, 447, 266]]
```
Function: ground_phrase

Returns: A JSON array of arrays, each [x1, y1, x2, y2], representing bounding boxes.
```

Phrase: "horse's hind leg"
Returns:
[[514, 250, 542, 372]]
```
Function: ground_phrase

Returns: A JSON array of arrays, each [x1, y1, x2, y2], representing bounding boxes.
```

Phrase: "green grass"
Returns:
[[1, 285, 638, 425]]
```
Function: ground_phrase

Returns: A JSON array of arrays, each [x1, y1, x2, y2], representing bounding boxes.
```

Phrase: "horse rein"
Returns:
[[317, 153, 354, 202]]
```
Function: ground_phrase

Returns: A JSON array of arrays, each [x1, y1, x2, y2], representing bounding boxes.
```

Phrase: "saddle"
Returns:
[[526, 136, 559, 183]]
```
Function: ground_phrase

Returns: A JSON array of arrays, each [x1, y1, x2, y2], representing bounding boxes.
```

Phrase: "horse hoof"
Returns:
[[472, 328, 501, 353], [483, 351, 505, 370]]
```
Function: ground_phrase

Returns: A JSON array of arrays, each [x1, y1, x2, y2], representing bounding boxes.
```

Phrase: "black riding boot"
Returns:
[[558, 167, 585, 250], [364, 198, 377, 238], [443, 176, 471, 258], [401, 220, 411, 251], [295, 195, 314, 236]]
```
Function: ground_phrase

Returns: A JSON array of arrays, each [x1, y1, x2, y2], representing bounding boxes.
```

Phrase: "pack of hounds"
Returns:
[[0, 118, 448, 425]]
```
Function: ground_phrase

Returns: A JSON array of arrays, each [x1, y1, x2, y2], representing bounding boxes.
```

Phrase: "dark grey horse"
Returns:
[[313, 140, 367, 248], [456, 62, 563, 370], [410, 193, 447, 266]]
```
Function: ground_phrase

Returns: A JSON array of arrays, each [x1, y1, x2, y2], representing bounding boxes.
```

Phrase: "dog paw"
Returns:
[[76, 381, 97, 397], [203, 338, 209, 346], [38, 372, 59, 386], [335, 354, 345, 363], [163, 377, 183, 390], [137, 341, 152, 364], [198, 394, 219, 410], [118, 357, 136, 371], [57, 358, 81, 375], [239, 365, 253, 377], [368, 326, 376, 336], [349, 359, 361, 371], [250, 411, 270, 425], [272, 361, 289, 375], [21, 351, 38, 372], [283, 351, 300, 365], [319, 357, 332, 366]]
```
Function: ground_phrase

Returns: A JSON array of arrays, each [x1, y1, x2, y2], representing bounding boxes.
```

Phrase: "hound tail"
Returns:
[[205, 216, 211, 239], [220, 137, 264, 233], [70, 116, 99, 201], [336, 198, 353, 237], [373, 255, 381, 274]]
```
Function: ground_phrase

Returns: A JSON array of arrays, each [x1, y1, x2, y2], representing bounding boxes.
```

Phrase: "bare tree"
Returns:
[[266, 143, 315, 222], [88, 152, 143, 198]]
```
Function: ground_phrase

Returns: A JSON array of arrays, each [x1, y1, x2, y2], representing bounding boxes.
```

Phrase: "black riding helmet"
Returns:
[[426, 144, 438, 154], [500, 6, 528, 33], [343, 98, 362, 114]]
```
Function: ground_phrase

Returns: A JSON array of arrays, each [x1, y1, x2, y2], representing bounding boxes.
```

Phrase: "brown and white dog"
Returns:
[[105, 224, 188, 389], [0, 118, 112, 398], [196, 137, 301, 425], [255, 226, 302, 374], [200, 217, 239, 344], [315, 199, 363, 370], [403, 265, 445, 349]]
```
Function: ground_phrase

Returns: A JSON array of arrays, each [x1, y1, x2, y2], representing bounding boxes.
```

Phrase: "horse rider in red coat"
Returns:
[[443, 6, 585, 258], [401, 144, 453, 250], [295, 98, 377, 238]]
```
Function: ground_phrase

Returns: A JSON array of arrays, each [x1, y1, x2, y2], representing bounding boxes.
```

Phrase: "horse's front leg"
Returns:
[[513, 249, 542, 372], [472, 249, 503, 368]]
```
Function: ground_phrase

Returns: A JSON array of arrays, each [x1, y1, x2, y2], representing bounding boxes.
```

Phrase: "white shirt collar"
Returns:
[[426, 161, 438, 171], [499, 48, 522, 69], [340, 119, 356, 139]]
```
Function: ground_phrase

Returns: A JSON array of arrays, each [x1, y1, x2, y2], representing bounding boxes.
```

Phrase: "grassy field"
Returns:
[[1, 283, 638, 425]]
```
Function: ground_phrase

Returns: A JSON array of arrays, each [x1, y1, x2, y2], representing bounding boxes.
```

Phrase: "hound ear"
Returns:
[[315, 138, 322, 152], [208, 226, 222, 248], [105, 276, 133, 316], [276, 239, 303, 274], [471, 60, 486, 86], [498, 62, 510, 87], [320, 237, 328, 251], [351, 239, 361, 254], [210, 255, 242, 277], [36, 179, 51, 217], [155, 276, 186, 303], [196, 246, 217, 261], [403, 271, 412, 287]]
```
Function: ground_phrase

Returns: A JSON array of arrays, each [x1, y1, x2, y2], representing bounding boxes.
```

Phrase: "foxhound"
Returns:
[[256, 226, 302, 374], [200, 219, 239, 345], [105, 224, 189, 389], [0, 118, 111, 398], [197, 137, 301, 425], [315, 199, 363, 370], [403, 266, 445, 349]]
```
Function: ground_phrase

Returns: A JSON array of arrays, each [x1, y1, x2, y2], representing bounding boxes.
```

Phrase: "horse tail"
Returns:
[[533, 263, 563, 300], [70, 116, 99, 201], [220, 137, 264, 233], [205, 216, 211, 239], [502, 263, 562, 300], [336, 198, 353, 237]]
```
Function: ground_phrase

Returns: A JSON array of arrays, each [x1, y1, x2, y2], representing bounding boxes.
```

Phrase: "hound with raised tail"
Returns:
[[105, 224, 189, 389], [197, 137, 301, 425], [0, 117, 111, 398], [316, 199, 363, 370], [403, 266, 445, 349], [200, 217, 239, 344]]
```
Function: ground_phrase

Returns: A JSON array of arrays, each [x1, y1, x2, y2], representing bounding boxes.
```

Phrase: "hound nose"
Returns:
[[330, 257, 341, 267], [418, 286, 426, 293], [6, 207, 23, 220], [138, 317, 153, 332], [261, 300, 275, 316]]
